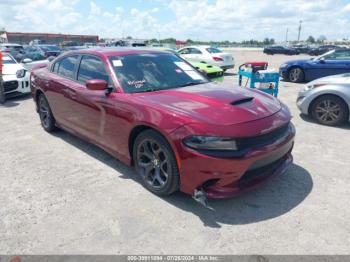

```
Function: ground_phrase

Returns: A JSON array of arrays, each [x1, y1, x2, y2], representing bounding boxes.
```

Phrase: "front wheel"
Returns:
[[38, 93, 57, 132], [133, 130, 179, 196], [311, 95, 348, 126], [288, 67, 304, 83]]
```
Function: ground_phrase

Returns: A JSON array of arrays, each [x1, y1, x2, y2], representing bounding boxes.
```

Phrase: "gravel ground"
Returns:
[[1, 50, 350, 254]]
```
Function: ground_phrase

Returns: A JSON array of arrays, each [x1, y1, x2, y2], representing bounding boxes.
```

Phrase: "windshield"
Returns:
[[2, 55, 17, 64], [206, 47, 222, 53], [312, 50, 335, 61], [109, 53, 208, 93]]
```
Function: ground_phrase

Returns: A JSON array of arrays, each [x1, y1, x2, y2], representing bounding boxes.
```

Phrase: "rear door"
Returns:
[[46, 55, 79, 128]]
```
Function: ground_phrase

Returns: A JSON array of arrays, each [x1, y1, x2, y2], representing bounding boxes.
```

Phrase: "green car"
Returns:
[[188, 61, 224, 81], [156, 47, 224, 81]]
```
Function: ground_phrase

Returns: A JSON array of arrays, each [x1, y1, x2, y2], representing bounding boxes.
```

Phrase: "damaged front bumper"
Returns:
[[170, 121, 295, 199]]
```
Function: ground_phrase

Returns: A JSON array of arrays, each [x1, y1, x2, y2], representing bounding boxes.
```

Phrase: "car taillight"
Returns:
[[213, 56, 223, 61]]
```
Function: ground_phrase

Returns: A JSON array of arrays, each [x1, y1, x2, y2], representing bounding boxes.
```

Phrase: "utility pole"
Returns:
[[0, 51, 5, 104], [285, 28, 289, 44], [297, 20, 302, 42], [157, 31, 161, 45]]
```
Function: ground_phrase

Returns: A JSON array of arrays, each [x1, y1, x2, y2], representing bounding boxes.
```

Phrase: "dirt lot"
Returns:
[[1, 50, 350, 254]]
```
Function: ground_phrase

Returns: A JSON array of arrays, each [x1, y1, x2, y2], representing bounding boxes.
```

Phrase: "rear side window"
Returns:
[[77, 55, 109, 83], [206, 47, 222, 53], [190, 48, 202, 54], [325, 50, 350, 60], [57, 56, 78, 79], [178, 48, 190, 55]]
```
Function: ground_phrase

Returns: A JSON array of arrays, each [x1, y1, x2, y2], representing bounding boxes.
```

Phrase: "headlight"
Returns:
[[280, 63, 288, 68], [303, 83, 326, 91], [16, 69, 26, 78], [183, 136, 238, 151]]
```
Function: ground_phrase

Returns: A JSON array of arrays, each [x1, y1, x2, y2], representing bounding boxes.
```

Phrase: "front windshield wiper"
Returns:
[[134, 82, 205, 93], [177, 82, 204, 88], [137, 88, 157, 93]]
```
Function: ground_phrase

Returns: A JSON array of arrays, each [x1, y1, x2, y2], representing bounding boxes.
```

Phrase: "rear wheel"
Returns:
[[288, 67, 304, 83], [38, 93, 57, 132], [133, 130, 179, 196], [311, 95, 348, 126]]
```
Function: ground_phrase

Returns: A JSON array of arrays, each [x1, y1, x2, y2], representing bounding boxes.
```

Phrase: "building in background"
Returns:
[[0, 31, 99, 45]]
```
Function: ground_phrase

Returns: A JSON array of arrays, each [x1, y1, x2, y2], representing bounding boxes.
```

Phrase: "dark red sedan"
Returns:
[[30, 48, 295, 199]]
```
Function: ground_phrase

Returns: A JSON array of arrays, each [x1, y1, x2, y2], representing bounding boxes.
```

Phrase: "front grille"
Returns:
[[236, 123, 290, 151], [4, 81, 18, 93], [238, 153, 289, 188], [207, 71, 223, 78]]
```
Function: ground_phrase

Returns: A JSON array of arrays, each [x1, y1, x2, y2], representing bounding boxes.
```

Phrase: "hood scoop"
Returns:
[[230, 97, 254, 106]]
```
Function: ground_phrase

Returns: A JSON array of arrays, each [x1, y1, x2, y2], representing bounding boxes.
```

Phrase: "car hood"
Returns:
[[2, 64, 24, 75], [133, 82, 282, 125], [285, 59, 309, 65]]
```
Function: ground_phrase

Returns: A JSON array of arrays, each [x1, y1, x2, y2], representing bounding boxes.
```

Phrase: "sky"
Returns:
[[0, 0, 350, 42]]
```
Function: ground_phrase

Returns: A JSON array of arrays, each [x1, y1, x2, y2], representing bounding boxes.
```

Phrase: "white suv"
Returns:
[[178, 46, 234, 71], [1, 54, 30, 97]]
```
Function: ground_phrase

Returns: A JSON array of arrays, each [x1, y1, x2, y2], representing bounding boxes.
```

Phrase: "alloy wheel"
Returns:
[[289, 68, 301, 82], [136, 138, 170, 189], [315, 99, 341, 124], [39, 95, 51, 129]]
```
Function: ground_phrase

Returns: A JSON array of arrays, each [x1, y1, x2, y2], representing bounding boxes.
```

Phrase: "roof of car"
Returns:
[[0, 43, 23, 47], [64, 47, 167, 57], [180, 45, 210, 49]]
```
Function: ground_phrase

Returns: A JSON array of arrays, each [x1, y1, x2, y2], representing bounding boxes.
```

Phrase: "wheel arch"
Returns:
[[308, 93, 350, 119], [128, 124, 180, 167], [287, 65, 305, 81], [34, 89, 45, 112]]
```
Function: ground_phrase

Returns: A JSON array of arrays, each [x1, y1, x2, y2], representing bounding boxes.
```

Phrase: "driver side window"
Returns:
[[190, 48, 202, 54], [77, 55, 110, 84], [324, 51, 350, 60]]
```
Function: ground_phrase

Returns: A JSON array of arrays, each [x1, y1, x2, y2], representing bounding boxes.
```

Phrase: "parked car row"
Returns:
[[264, 44, 346, 56], [3, 41, 348, 206], [0, 43, 62, 63]]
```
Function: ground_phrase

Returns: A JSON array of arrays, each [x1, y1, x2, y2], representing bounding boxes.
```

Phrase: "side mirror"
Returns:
[[47, 56, 55, 62], [319, 57, 326, 63], [22, 58, 33, 64], [86, 79, 108, 91]]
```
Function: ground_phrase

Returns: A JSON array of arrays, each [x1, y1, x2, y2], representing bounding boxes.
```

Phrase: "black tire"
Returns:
[[38, 93, 57, 132], [288, 67, 304, 83], [133, 129, 179, 196], [310, 95, 348, 126]]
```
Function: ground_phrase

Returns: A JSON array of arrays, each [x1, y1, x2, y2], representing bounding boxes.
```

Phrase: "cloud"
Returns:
[[0, 0, 349, 41]]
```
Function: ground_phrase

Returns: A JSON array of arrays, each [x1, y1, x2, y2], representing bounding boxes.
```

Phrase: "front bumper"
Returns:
[[2, 73, 30, 96], [279, 67, 288, 79], [171, 121, 295, 199], [296, 88, 312, 114], [221, 64, 235, 70]]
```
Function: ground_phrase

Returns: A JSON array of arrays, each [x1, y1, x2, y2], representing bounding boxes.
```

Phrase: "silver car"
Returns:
[[297, 73, 350, 126]]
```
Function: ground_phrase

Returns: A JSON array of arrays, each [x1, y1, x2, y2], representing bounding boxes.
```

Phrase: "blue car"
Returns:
[[279, 49, 350, 83]]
